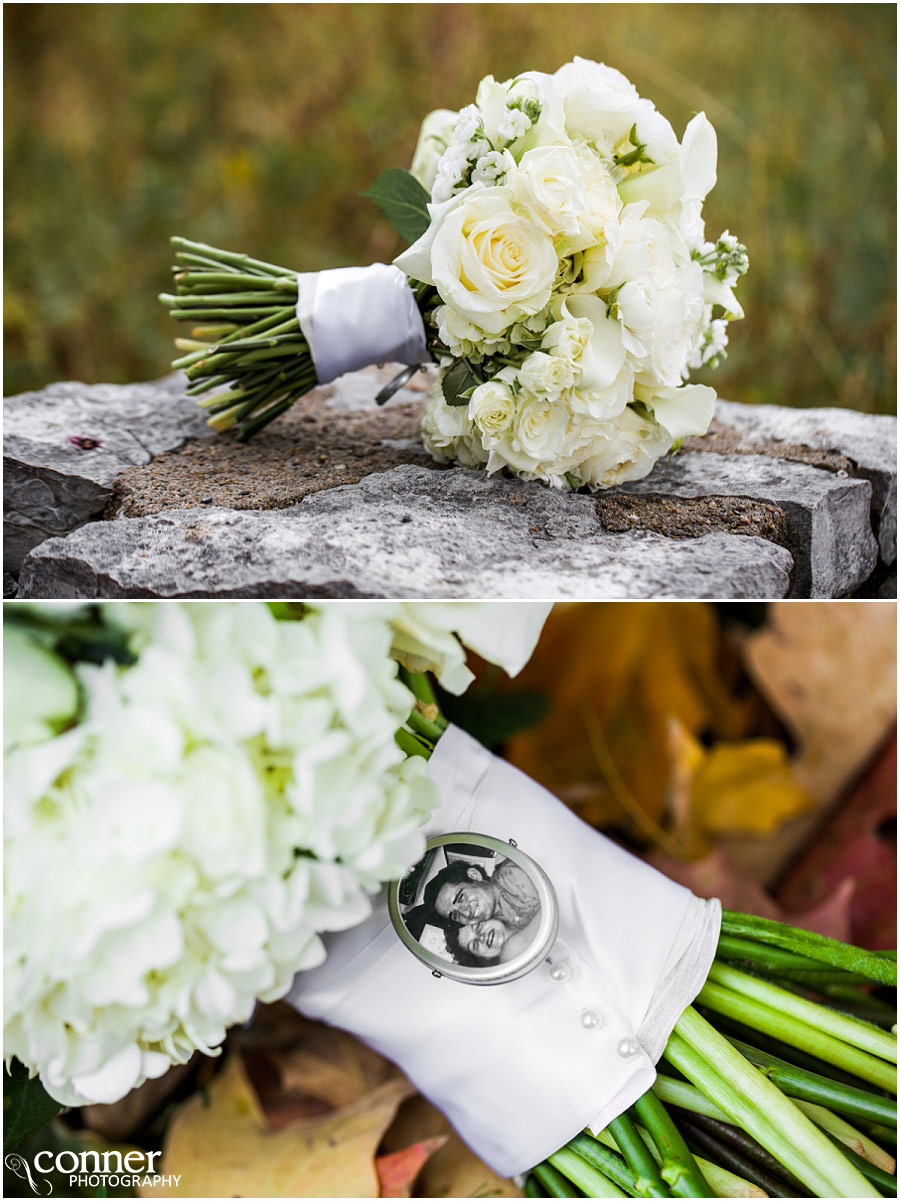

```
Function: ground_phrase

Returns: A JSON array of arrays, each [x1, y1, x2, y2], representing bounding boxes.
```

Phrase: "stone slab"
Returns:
[[3, 373, 207, 571], [614, 451, 878, 597], [17, 465, 793, 601], [712, 399, 897, 564]]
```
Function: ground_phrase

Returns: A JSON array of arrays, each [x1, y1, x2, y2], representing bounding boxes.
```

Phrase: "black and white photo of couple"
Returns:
[[398, 842, 543, 968]]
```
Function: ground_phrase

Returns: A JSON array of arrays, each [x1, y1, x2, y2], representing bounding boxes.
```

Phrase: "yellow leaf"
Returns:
[[138, 1054, 413, 1198], [692, 740, 812, 838]]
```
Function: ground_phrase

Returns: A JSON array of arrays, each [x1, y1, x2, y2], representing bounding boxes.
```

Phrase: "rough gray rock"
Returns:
[[6, 369, 893, 599], [615, 451, 878, 597], [4, 373, 206, 571], [715, 399, 896, 564], [17, 465, 793, 600]]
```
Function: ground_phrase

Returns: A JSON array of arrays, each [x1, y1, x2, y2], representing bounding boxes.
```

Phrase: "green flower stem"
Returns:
[[549, 1147, 628, 1197], [196, 332, 303, 354], [235, 394, 303, 441], [697, 981, 897, 1092], [170, 236, 287, 278], [652, 1076, 733, 1124], [397, 667, 448, 727], [797, 1101, 896, 1172], [394, 728, 434, 759], [168, 306, 289, 321], [533, 1161, 583, 1198], [562, 1133, 638, 1196], [707, 1010, 870, 1087], [720, 912, 897, 987], [817, 1130, 898, 1195], [595, 1126, 762, 1199], [176, 271, 297, 290], [707, 963, 897, 1064], [674, 1114, 807, 1199], [632, 1090, 710, 1197], [675, 1111, 811, 1197], [162, 291, 295, 307], [607, 1114, 672, 1197], [666, 1008, 878, 1196], [186, 372, 233, 396], [406, 707, 445, 744], [716, 935, 853, 975], [525, 1173, 550, 1198], [729, 1037, 897, 1127], [172, 311, 297, 368]]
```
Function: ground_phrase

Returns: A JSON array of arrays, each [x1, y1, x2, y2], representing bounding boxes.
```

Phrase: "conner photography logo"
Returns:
[[4, 1150, 179, 1196]]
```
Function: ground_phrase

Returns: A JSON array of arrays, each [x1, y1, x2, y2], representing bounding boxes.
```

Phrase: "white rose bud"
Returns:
[[519, 351, 576, 394], [541, 317, 593, 364], [468, 377, 516, 439]]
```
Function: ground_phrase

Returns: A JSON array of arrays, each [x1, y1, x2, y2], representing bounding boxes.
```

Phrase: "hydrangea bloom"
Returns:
[[4, 602, 549, 1107], [398, 58, 749, 490]]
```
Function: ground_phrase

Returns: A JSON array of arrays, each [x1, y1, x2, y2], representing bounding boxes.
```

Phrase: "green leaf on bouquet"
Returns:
[[441, 358, 480, 407], [360, 168, 431, 244], [4, 1059, 62, 1153]]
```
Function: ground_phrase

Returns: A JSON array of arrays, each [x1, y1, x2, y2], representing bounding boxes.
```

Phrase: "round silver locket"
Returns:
[[388, 832, 559, 985]]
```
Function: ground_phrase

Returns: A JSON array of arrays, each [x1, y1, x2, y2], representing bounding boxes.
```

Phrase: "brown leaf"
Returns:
[[376, 1136, 448, 1197], [733, 601, 897, 883], [506, 603, 748, 840], [138, 1053, 413, 1198], [241, 1009, 401, 1128]]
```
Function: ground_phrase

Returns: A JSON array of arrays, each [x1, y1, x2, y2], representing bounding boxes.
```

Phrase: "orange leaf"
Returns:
[[376, 1136, 448, 1197]]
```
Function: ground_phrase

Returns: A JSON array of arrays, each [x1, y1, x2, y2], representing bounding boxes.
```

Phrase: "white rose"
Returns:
[[519, 350, 577, 394], [512, 392, 569, 464], [435, 305, 510, 358], [578, 406, 674, 488], [395, 185, 558, 334], [554, 57, 679, 164], [507, 145, 587, 237], [421, 384, 490, 469], [573, 148, 622, 247], [410, 108, 459, 192], [468, 376, 516, 438]]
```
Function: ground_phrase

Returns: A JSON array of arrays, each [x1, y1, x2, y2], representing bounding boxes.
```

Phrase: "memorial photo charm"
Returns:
[[388, 832, 558, 985]]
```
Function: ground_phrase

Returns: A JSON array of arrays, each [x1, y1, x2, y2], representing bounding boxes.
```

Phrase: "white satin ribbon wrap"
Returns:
[[296, 262, 429, 385], [288, 725, 720, 1178]]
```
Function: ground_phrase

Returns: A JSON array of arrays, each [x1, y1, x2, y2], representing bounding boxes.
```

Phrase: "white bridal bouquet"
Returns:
[[3, 601, 549, 1107], [162, 58, 748, 489]]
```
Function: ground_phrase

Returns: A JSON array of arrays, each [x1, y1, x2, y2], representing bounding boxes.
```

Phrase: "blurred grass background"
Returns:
[[4, 3, 896, 413]]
